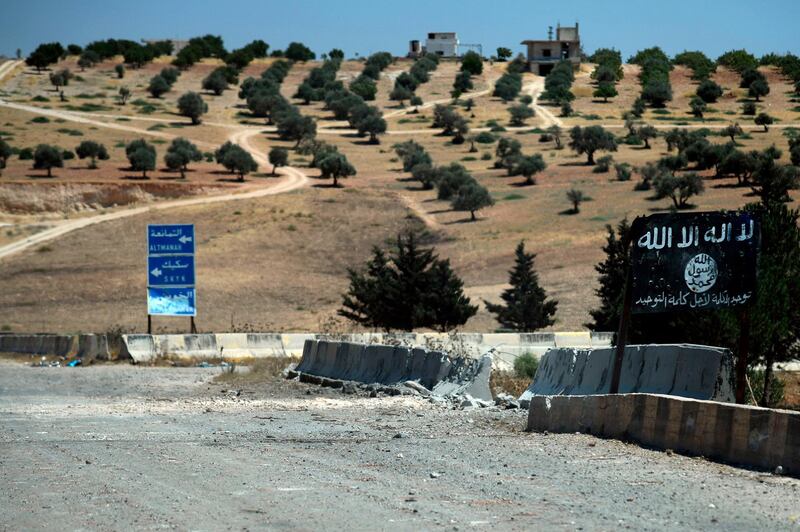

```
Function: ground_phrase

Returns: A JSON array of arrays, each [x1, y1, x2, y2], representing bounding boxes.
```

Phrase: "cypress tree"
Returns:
[[484, 242, 557, 331], [586, 219, 632, 331], [339, 232, 476, 331]]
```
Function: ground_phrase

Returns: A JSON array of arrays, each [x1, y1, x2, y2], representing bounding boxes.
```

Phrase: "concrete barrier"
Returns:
[[527, 393, 800, 477], [0, 334, 111, 360], [118, 332, 611, 364], [519, 344, 735, 406], [294, 339, 493, 401]]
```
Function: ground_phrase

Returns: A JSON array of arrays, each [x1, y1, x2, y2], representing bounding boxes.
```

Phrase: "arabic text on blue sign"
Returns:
[[147, 224, 195, 255], [148, 255, 195, 287], [147, 287, 196, 316]]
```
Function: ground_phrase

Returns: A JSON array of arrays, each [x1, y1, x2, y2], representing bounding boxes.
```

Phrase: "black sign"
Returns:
[[630, 211, 760, 314]]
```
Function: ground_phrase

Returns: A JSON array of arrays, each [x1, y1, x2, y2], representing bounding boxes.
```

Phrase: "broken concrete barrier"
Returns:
[[0, 334, 110, 360], [527, 393, 800, 477], [519, 344, 735, 407], [295, 339, 493, 401]]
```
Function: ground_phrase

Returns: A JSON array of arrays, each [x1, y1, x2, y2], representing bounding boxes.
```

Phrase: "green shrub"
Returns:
[[514, 352, 539, 380], [593, 154, 614, 173], [481, 152, 492, 161], [475, 131, 496, 144], [615, 162, 632, 181], [64, 103, 111, 112], [31, 95, 49, 102], [18, 147, 33, 160], [30, 116, 50, 124], [747, 369, 785, 406]]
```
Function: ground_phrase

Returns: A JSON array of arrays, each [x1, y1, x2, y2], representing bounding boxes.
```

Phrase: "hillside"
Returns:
[[0, 55, 798, 333]]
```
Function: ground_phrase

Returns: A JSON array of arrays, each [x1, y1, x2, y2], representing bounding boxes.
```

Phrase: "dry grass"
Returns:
[[1, 58, 799, 334], [490, 370, 531, 398], [213, 356, 299, 385], [778, 371, 800, 410]]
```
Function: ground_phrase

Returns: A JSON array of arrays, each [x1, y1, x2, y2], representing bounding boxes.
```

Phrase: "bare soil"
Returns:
[[1, 58, 798, 333]]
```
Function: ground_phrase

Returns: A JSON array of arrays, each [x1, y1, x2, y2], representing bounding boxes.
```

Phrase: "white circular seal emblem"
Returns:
[[684, 253, 718, 293]]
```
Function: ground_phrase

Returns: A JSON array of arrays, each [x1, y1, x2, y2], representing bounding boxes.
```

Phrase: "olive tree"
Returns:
[[148, 75, 171, 98], [755, 112, 774, 132], [269, 146, 288, 175], [126, 139, 156, 178], [33, 144, 63, 177], [568, 126, 618, 165], [319, 151, 356, 187], [177, 92, 208, 125], [164, 138, 202, 178], [75, 140, 109, 169]]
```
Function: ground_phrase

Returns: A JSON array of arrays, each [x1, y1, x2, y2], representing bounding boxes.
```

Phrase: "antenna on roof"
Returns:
[[548, 26, 553, 41]]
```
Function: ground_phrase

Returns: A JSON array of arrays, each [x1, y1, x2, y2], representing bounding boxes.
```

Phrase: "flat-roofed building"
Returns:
[[425, 32, 459, 58], [521, 23, 581, 75]]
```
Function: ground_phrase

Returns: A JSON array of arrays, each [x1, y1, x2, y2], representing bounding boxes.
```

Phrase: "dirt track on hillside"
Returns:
[[0, 93, 309, 260]]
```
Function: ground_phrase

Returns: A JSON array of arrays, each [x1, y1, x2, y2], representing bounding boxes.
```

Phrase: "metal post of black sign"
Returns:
[[735, 308, 750, 404], [610, 254, 633, 395]]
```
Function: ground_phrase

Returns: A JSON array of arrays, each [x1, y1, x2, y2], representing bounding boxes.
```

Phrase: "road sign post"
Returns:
[[146, 224, 197, 332]]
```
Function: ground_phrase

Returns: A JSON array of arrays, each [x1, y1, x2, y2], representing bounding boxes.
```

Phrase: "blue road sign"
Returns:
[[147, 224, 195, 255], [148, 255, 195, 287], [147, 224, 197, 317], [147, 287, 196, 316]]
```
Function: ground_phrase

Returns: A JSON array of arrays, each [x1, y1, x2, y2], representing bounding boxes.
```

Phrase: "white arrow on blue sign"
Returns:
[[148, 255, 195, 287], [147, 224, 195, 255]]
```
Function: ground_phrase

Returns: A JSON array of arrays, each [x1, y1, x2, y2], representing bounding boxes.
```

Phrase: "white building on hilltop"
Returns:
[[424, 32, 459, 57]]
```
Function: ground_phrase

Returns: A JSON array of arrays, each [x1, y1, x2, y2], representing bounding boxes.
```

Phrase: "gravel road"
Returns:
[[0, 360, 797, 530]]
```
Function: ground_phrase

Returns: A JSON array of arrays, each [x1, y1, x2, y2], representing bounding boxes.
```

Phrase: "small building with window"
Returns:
[[425, 32, 459, 58], [521, 23, 581, 75]]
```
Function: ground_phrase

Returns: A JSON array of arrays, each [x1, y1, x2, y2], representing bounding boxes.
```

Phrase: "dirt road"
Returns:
[[527, 76, 564, 129], [0, 60, 23, 82], [0, 361, 796, 530], [0, 100, 309, 261]]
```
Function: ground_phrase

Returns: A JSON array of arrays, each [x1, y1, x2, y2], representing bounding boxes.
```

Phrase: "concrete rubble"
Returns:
[[290, 339, 495, 402]]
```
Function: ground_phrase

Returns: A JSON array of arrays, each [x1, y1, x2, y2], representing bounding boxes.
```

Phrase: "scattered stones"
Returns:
[[460, 395, 478, 409], [403, 380, 431, 396]]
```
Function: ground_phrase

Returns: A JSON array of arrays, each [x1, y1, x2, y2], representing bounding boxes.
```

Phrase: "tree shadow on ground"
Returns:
[[444, 216, 482, 225]]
